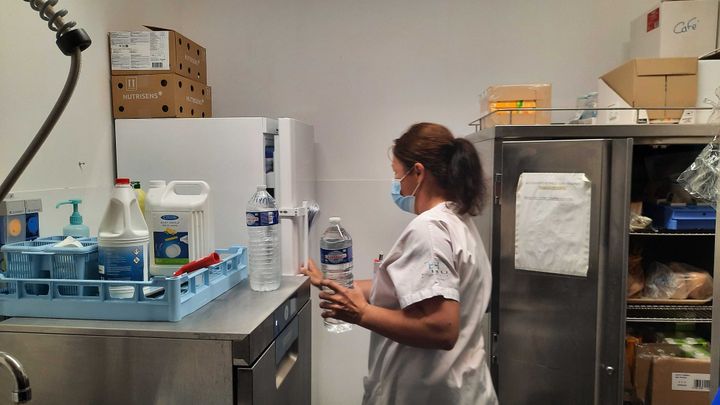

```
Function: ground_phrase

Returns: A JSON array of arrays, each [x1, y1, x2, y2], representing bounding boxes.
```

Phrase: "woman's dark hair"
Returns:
[[393, 122, 486, 216]]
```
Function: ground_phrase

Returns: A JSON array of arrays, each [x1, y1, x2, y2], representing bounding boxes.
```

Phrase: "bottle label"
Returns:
[[152, 212, 190, 265], [321, 247, 353, 265], [98, 243, 148, 281], [246, 210, 279, 227]]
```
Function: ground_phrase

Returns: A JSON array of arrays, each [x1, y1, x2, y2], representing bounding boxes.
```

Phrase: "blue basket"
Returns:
[[0, 246, 247, 322], [47, 240, 98, 296], [1, 240, 57, 294]]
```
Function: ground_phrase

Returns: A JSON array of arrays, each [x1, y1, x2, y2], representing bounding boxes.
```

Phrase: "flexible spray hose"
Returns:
[[0, 0, 91, 202], [0, 48, 82, 202]]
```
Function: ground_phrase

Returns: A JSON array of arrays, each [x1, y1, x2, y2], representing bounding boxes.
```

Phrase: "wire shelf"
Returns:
[[626, 304, 712, 323], [468, 106, 716, 132], [629, 231, 715, 237]]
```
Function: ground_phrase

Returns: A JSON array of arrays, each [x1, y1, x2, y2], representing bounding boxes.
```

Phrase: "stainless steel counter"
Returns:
[[0, 275, 309, 342], [0, 276, 312, 405]]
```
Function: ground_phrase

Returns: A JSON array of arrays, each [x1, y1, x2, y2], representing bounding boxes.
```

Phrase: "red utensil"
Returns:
[[172, 252, 221, 277]]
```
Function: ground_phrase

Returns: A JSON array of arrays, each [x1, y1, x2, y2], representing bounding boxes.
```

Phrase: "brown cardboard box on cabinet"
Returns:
[[601, 57, 697, 121], [479, 84, 551, 128], [111, 74, 212, 119], [109, 26, 207, 84]]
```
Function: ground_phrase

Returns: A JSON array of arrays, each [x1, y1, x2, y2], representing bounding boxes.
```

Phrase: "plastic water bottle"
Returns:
[[320, 217, 354, 333], [246, 185, 281, 291]]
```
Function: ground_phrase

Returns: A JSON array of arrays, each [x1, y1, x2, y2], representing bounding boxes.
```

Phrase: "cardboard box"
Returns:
[[650, 356, 710, 405], [111, 74, 212, 119], [601, 58, 697, 120], [696, 48, 720, 123], [630, 0, 719, 58], [110, 26, 207, 84], [479, 84, 551, 128], [634, 344, 683, 403]]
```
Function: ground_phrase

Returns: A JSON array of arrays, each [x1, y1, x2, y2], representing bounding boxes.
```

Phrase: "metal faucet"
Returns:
[[0, 352, 30, 403]]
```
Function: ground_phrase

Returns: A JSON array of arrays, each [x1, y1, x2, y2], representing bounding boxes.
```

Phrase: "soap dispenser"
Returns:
[[56, 199, 90, 238]]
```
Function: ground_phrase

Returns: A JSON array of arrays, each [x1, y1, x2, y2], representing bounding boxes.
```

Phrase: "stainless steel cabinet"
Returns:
[[0, 277, 311, 405], [468, 125, 718, 405]]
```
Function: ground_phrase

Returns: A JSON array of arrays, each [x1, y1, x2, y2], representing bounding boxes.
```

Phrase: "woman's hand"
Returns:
[[300, 259, 324, 288], [318, 280, 370, 325]]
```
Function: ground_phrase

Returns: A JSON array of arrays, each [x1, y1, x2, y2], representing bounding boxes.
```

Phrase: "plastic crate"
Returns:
[[47, 240, 98, 296], [648, 204, 716, 231], [1, 240, 57, 294], [0, 246, 247, 322]]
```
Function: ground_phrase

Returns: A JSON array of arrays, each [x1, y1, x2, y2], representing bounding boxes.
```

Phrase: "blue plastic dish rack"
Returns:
[[0, 246, 247, 322]]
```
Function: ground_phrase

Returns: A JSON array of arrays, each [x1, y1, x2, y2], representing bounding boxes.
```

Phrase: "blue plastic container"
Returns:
[[47, 240, 98, 296], [657, 205, 716, 231], [0, 246, 246, 322], [1, 240, 56, 294]]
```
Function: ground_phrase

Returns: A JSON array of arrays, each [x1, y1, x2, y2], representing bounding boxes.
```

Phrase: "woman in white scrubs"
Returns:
[[302, 122, 498, 404]]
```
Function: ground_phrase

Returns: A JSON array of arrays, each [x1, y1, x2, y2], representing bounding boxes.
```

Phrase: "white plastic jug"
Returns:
[[146, 180, 214, 276], [98, 178, 150, 298]]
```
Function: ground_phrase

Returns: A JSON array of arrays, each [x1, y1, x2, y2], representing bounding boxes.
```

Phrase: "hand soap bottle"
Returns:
[[56, 199, 90, 238]]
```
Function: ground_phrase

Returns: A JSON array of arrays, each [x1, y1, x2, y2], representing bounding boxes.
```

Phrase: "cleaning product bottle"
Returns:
[[131, 181, 146, 216], [55, 199, 90, 238], [146, 180, 213, 277], [98, 178, 150, 298]]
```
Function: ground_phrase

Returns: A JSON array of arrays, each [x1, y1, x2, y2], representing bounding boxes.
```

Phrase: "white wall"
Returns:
[[0, 0, 181, 234], [3, 1, 657, 404]]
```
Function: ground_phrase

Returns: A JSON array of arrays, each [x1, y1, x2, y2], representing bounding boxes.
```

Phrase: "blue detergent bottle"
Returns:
[[56, 199, 90, 238]]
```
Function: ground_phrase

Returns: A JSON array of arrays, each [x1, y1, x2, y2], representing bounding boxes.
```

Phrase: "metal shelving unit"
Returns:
[[627, 304, 713, 323]]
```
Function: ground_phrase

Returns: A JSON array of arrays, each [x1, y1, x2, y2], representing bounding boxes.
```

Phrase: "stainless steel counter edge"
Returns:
[[0, 276, 311, 343]]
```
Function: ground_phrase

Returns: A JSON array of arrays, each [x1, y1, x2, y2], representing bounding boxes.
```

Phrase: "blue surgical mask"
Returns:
[[391, 169, 421, 214]]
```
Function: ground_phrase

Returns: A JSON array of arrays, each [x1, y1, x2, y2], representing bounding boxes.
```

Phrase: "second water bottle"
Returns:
[[320, 217, 354, 333]]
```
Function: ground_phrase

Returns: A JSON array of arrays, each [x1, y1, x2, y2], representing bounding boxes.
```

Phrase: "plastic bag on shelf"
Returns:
[[629, 213, 652, 232], [643, 262, 713, 300], [677, 93, 720, 202], [676, 139, 720, 202]]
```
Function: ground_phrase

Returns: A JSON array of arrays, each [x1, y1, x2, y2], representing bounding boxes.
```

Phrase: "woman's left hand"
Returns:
[[318, 280, 370, 325]]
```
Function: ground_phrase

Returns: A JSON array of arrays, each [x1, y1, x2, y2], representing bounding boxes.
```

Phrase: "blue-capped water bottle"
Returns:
[[246, 185, 281, 292], [320, 217, 354, 333]]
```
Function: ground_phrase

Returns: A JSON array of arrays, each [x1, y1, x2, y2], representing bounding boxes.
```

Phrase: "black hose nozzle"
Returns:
[[56, 28, 91, 56]]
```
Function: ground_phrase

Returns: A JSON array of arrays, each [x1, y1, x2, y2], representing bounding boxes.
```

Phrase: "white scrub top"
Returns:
[[363, 202, 498, 405]]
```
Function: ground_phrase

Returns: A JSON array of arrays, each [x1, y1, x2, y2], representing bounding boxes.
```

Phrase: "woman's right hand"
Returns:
[[300, 258, 324, 288]]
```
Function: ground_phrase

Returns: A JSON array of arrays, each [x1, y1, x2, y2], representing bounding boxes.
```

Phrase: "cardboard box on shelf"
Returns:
[[479, 84, 551, 128], [109, 26, 207, 84], [696, 48, 720, 123], [634, 344, 684, 403], [601, 57, 697, 121], [629, 0, 718, 59], [111, 74, 212, 119], [650, 356, 710, 405]]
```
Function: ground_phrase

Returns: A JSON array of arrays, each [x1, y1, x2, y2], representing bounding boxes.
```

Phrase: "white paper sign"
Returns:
[[514, 173, 592, 277]]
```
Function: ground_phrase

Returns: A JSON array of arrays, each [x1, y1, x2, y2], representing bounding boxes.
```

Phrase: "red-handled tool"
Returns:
[[172, 252, 221, 277]]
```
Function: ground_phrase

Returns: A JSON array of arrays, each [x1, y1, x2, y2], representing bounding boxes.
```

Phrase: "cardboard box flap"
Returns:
[[602, 61, 636, 106], [699, 48, 720, 60], [636, 58, 698, 76], [144, 25, 175, 33]]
